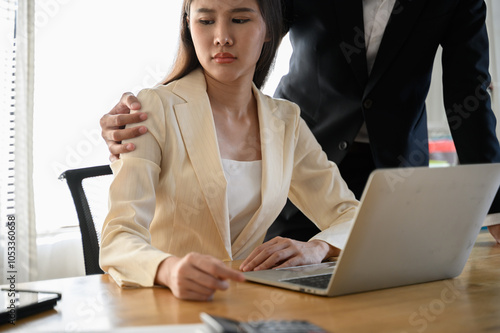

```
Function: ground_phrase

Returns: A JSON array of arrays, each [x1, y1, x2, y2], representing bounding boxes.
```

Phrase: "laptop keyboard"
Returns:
[[281, 273, 332, 289]]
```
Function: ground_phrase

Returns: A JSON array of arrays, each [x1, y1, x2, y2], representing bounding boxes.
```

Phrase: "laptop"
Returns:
[[243, 164, 500, 297]]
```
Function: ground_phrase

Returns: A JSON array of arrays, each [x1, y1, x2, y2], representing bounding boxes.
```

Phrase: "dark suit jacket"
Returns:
[[275, 0, 500, 215]]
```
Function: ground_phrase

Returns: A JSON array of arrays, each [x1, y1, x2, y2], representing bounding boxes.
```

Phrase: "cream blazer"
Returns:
[[100, 69, 359, 287]]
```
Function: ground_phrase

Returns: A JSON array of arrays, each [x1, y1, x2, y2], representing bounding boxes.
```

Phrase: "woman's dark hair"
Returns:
[[161, 0, 284, 89]]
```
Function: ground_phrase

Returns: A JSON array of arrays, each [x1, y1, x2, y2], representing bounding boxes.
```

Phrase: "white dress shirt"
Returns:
[[363, 0, 397, 74]]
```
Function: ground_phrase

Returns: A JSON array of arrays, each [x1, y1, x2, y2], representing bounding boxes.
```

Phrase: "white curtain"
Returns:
[[0, 0, 37, 284]]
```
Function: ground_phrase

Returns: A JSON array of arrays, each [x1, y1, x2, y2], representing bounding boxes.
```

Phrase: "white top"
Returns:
[[222, 159, 262, 243]]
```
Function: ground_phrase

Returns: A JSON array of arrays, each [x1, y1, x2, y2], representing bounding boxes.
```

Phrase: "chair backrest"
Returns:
[[59, 165, 112, 275]]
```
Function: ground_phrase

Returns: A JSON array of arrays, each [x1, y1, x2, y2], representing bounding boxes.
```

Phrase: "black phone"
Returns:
[[0, 289, 61, 325], [200, 312, 329, 333]]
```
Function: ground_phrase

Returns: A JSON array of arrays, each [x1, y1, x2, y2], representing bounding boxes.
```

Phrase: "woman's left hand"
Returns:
[[239, 237, 340, 272]]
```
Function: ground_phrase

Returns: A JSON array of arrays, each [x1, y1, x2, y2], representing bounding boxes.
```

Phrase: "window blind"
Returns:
[[1, 0, 37, 283], [0, 0, 18, 283], [0, 0, 16, 211]]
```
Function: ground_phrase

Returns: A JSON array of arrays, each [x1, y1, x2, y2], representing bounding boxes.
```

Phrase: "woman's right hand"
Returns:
[[154, 253, 246, 301]]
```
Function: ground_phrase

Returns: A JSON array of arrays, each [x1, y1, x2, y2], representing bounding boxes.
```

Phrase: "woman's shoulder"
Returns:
[[138, 71, 206, 105], [259, 90, 301, 120], [137, 82, 184, 105], [130, 82, 188, 132]]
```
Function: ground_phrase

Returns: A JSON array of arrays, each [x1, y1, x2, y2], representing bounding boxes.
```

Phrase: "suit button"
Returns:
[[339, 141, 348, 150], [363, 99, 373, 109]]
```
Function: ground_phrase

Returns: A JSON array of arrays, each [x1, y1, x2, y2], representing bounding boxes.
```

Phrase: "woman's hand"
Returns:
[[239, 237, 340, 272], [155, 253, 245, 301]]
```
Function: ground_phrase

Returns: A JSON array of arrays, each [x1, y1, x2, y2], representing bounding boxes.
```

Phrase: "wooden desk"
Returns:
[[2, 230, 499, 332]]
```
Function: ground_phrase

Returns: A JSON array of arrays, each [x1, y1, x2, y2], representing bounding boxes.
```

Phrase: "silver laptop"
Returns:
[[243, 164, 500, 297]]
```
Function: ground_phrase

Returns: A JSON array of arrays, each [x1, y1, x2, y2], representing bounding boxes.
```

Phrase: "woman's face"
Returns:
[[188, 0, 268, 85]]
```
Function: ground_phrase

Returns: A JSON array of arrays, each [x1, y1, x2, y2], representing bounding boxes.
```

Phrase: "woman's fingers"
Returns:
[[162, 253, 245, 301]]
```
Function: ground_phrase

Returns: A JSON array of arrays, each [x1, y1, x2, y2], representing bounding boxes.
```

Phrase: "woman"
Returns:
[[100, 0, 358, 301]]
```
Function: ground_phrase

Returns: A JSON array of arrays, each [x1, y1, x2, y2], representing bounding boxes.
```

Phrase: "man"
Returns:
[[100, 0, 500, 243]]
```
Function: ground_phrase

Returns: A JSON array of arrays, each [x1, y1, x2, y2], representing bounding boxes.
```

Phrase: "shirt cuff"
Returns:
[[484, 213, 500, 227], [309, 220, 355, 251]]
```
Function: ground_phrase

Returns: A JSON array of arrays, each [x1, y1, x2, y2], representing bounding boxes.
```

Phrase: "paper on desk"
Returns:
[[105, 324, 210, 333], [26, 324, 210, 333]]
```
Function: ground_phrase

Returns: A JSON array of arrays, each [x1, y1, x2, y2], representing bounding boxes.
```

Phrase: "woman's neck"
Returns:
[[204, 74, 255, 119], [204, 72, 261, 161]]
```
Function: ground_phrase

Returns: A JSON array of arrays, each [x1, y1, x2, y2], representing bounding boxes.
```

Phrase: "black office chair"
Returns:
[[59, 165, 112, 275]]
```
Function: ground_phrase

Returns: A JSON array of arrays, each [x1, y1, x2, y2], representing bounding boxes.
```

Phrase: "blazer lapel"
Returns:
[[172, 70, 232, 257], [232, 87, 285, 258], [333, 0, 369, 89], [365, 0, 430, 96]]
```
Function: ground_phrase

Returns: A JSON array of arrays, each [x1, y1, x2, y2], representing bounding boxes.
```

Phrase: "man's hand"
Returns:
[[100, 92, 148, 162], [155, 253, 246, 301], [488, 224, 500, 244], [239, 237, 340, 272]]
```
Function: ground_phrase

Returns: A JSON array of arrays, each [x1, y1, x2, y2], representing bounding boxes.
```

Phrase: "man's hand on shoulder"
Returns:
[[100, 92, 148, 162]]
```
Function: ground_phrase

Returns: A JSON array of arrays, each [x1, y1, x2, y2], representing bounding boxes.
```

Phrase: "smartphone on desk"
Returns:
[[200, 312, 329, 333], [0, 289, 61, 324]]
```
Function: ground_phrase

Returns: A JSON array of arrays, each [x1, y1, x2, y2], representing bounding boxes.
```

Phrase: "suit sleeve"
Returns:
[[441, 0, 500, 214], [99, 88, 171, 287], [287, 118, 359, 249]]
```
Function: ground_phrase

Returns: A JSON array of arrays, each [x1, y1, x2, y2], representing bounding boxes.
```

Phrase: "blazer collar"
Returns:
[[171, 69, 285, 258], [172, 69, 231, 256], [365, 0, 430, 96], [333, 0, 369, 90]]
